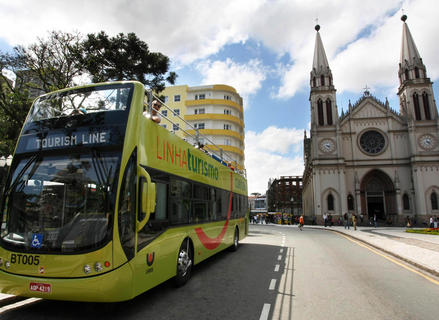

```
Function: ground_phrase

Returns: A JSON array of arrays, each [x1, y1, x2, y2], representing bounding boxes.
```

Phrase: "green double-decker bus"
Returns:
[[0, 81, 248, 302]]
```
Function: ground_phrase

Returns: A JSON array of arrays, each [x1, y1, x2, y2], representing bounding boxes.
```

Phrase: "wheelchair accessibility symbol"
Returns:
[[31, 234, 43, 249]]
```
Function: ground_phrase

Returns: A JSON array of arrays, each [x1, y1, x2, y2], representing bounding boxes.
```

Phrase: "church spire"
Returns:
[[400, 14, 422, 68], [312, 24, 330, 72], [398, 14, 427, 86], [310, 24, 334, 91]]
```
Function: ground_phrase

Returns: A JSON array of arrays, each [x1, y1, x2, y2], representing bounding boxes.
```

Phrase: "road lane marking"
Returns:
[[274, 264, 280, 272], [339, 233, 439, 286], [259, 303, 271, 320], [269, 279, 277, 290], [0, 298, 41, 314]]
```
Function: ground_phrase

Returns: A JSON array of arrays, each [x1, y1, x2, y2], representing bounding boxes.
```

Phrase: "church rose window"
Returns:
[[359, 130, 386, 154]]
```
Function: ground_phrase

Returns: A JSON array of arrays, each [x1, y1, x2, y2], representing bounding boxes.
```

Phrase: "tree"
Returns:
[[79, 31, 177, 92]]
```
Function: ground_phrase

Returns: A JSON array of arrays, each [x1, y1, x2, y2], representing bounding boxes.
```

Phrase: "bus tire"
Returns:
[[229, 227, 239, 252], [175, 238, 193, 287]]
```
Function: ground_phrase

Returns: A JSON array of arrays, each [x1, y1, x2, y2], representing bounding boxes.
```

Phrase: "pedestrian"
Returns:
[[323, 212, 328, 227], [360, 213, 364, 226], [329, 214, 334, 226], [144, 100, 162, 123], [299, 215, 304, 231], [406, 215, 412, 228], [373, 214, 378, 228], [434, 216, 438, 229], [352, 214, 357, 231], [429, 216, 434, 228], [344, 212, 350, 229]]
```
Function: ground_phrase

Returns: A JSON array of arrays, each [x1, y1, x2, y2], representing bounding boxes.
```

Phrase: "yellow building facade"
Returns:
[[159, 84, 245, 170]]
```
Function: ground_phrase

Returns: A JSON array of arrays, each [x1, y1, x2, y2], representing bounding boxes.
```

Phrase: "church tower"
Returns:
[[398, 14, 438, 122], [310, 24, 338, 131]]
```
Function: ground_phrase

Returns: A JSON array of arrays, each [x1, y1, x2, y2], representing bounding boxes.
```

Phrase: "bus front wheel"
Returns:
[[175, 239, 193, 287]]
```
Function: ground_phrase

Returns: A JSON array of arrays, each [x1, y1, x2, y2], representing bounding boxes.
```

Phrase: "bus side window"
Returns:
[[169, 179, 191, 225]]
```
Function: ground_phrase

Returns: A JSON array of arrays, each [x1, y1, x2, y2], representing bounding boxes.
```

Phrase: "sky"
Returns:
[[1, 0, 439, 195]]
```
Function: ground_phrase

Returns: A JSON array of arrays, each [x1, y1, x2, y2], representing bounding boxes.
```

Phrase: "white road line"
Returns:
[[277, 255, 282, 261], [274, 264, 280, 272], [269, 279, 277, 290], [0, 298, 41, 314], [259, 303, 271, 320]]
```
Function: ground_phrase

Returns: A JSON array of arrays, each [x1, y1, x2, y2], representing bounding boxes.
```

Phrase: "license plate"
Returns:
[[29, 282, 51, 293]]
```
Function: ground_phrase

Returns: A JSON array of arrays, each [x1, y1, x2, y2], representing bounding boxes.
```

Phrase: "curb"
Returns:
[[310, 227, 439, 279]]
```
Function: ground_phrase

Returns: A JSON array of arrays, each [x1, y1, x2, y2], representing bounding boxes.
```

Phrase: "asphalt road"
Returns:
[[1, 224, 439, 319]]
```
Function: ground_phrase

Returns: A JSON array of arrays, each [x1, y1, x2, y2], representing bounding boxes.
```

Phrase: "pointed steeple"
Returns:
[[313, 25, 330, 72], [398, 14, 427, 85], [400, 14, 422, 67], [310, 24, 334, 91]]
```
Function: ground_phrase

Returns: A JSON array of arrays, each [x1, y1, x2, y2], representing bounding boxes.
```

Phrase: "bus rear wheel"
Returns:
[[229, 228, 239, 252], [175, 239, 193, 287]]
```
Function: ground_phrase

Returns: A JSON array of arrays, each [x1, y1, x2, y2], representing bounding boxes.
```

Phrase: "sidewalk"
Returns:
[[311, 225, 439, 277]]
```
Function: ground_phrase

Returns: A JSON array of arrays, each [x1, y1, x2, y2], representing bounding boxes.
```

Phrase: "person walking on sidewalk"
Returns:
[[344, 212, 350, 229], [323, 212, 328, 227], [352, 214, 357, 231], [373, 214, 378, 228], [299, 215, 304, 231]]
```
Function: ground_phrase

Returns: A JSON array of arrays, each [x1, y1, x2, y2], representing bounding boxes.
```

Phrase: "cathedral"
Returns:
[[302, 15, 439, 226]]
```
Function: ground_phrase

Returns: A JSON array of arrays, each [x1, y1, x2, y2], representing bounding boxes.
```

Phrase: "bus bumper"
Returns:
[[0, 263, 134, 302]]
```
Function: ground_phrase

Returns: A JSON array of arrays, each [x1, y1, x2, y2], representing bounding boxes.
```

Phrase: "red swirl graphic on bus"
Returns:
[[194, 171, 233, 250]]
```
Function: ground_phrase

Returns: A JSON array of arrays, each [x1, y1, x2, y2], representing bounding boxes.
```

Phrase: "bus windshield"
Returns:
[[27, 84, 132, 123], [0, 152, 120, 253]]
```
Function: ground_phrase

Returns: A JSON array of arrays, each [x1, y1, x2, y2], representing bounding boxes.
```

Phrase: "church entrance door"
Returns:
[[360, 170, 396, 221], [366, 191, 386, 220]]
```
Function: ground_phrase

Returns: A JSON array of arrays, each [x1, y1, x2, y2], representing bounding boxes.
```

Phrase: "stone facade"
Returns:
[[303, 18, 439, 226]]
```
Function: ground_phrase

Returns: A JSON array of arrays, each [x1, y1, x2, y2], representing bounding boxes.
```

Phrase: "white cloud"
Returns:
[[196, 58, 267, 108], [245, 126, 304, 194]]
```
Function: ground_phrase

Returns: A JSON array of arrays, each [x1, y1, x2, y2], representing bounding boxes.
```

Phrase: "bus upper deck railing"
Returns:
[[145, 90, 246, 178]]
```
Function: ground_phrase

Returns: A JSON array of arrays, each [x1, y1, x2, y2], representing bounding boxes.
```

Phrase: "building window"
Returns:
[[403, 194, 410, 210], [224, 109, 231, 115], [312, 77, 316, 87], [164, 96, 169, 103], [327, 194, 334, 211], [415, 67, 420, 79], [326, 99, 333, 125], [413, 93, 421, 120], [194, 123, 205, 130], [431, 192, 438, 210], [173, 123, 179, 131], [405, 69, 409, 81], [320, 75, 325, 86], [317, 99, 324, 126], [173, 109, 180, 116], [174, 95, 180, 102], [224, 124, 232, 130], [161, 124, 167, 129], [224, 95, 231, 100], [347, 195, 354, 211], [224, 138, 231, 146], [194, 108, 205, 115], [161, 110, 167, 117], [422, 92, 431, 120], [195, 94, 205, 100]]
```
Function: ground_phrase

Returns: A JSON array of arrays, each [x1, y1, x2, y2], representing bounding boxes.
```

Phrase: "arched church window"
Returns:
[[320, 75, 325, 86], [347, 195, 354, 211], [313, 77, 316, 87], [317, 99, 324, 126], [327, 194, 334, 211], [413, 93, 421, 120], [326, 99, 333, 125], [405, 69, 409, 81], [431, 192, 438, 211], [415, 67, 420, 79], [422, 92, 431, 120], [403, 194, 410, 210]]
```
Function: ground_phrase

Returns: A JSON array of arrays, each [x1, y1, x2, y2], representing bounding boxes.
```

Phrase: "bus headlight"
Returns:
[[83, 264, 91, 274], [5, 261, 10, 269], [94, 262, 103, 272]]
